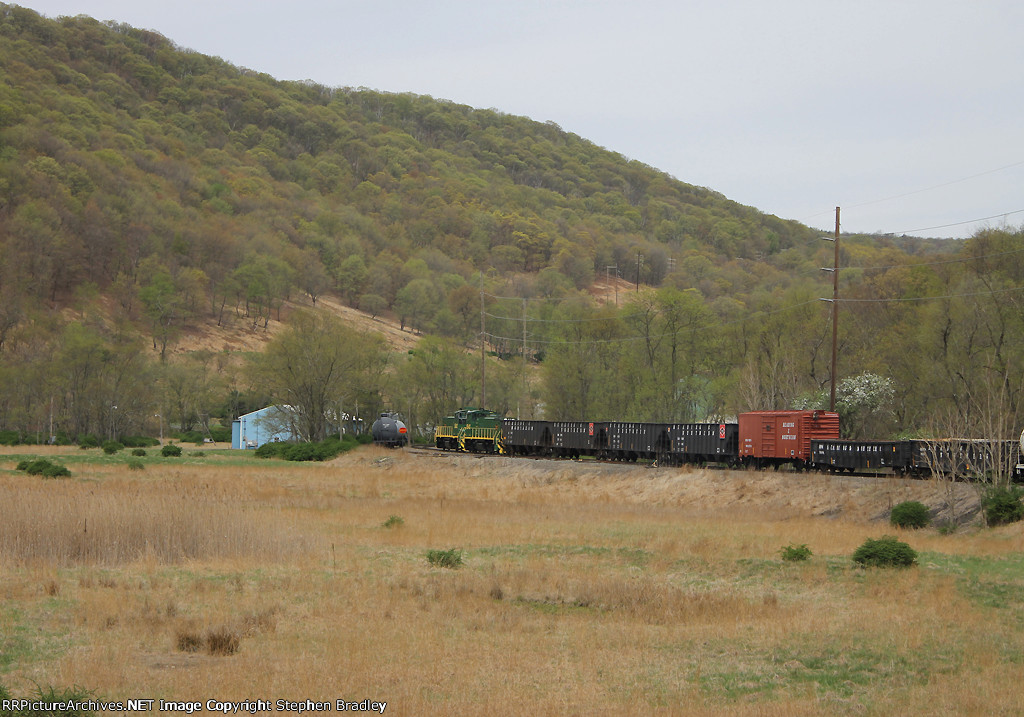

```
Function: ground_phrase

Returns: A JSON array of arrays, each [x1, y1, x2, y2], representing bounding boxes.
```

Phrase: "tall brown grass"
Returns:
[[1, 447, 1023, 715], [0, 469, 313, 567]]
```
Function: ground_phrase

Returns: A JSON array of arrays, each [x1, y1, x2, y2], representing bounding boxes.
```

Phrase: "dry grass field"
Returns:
[[2, 444, 1023, 715]]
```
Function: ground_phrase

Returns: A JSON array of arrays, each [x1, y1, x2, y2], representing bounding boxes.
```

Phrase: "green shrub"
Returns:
[[41, 463, 71, 478], [254, 442, 286, 458], [121, 435, 159, 448], [210, 426, 232, 443], [281, 442, 321, 461], [780, 543, 812, 562], [426, 548, 463, 569], [161, 444, 182, 457], [78, 434, 99, 449], [176, 430, 204, 444], [127, 459, 145, 471], [30, 459, 53, 475], [980, 485, 1024, 527], [0, 429, 21, 445], [17, 458, 69, 477], [852, 536, 917, 568], [890, 500, 931, 529], [0, 682, 96, 716], [102, 440, 123, 455], [382, 515, 405, 529], [131, 448, 147, 457], [255, 437, 360, 462]]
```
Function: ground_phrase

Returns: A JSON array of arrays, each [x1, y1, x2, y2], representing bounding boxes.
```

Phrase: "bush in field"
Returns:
[[427, 548, 463, 569], [981, 485, 1024, 527], [0, 682, 96, 716], [176, 626, 240, 656], [78, 435, 99, 449], [255, 436, 362, 462], [780, 543, 812, 562], [161, 444, 182, 457], [281, 442, 322, 461], [102, 440, 123, 455], [210, 426, 232, 443], [121, 435, 159, 448], [890, 501, 931, 529], [254, 442, 286, 458], [852, 536, 917, 568], [41, 463, 72, 478], [178, 427, 230, 445], [176, 431, 204, 444], [16, 458, 70, 478], [127, 459, 145, 471], [131, 448, 147, 457], [382, 515, 405, 529]]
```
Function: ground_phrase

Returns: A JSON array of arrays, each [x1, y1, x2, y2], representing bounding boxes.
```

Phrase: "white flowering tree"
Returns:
[[796, 372, 895, 439], [836, 373, 896, 440]]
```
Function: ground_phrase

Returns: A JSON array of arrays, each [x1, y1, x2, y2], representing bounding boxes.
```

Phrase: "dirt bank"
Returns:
[[346, 447, 987, 527]]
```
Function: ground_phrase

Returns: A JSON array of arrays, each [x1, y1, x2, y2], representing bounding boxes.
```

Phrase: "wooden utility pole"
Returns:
[[830, 207, 840, 412], [480, 274, 486, 409], [521, 298, 527, 420]]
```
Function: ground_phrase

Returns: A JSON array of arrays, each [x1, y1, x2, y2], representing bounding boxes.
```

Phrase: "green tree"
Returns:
[[542, 298, 623, 420], [398, 336, 478, 427], [394, 278, 441, 333], [139, 268, 181, 360], [336, 254, 368, 306], [250, 312, 386, 442]]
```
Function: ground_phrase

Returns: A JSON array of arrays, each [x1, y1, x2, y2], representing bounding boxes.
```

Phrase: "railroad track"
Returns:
[[404, 445, 914, 478]]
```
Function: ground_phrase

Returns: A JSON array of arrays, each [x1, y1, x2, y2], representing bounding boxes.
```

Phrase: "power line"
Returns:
[[847, 161, 1024, 211], [892, 208, 1024, 236], [483, 299, 822, 346], [483, 290, 577, 303], [797, 159, 1024, 225], [483, 276, 1024, 348], [846, 245, 1024, 273], [838, 284, 1024, 303], [794, 214, 1024, 276], [485, 310, 642, 324]]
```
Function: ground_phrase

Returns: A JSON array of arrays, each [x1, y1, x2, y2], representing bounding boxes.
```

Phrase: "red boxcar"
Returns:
[[739, 410, 840, 469]]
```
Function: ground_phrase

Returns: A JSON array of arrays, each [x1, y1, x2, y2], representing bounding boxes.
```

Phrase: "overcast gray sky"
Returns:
[[23, 0, 1024, 239]]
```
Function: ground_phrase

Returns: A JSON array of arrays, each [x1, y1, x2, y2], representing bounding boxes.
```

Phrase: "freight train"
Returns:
[[431, 408, 1023, 479]]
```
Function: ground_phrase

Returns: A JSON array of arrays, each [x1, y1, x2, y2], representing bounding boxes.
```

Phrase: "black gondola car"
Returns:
[[503, 419, 608, 458], [905, 438, 1021, 479], [549, 420, 602, 458], [810, 439, 915, 474], [606, 422, 671, 461], [811, 438, 1023, 478], [669, 422, 739, 465], [502, 419, 551, 456]]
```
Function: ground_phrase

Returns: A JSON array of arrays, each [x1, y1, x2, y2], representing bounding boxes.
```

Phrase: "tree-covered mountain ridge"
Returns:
[[1, 4, 847, 333], [7, 4, 1020, 445]]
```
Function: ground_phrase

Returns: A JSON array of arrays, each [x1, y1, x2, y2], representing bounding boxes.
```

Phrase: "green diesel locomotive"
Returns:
[[434, 407, 505, 453]]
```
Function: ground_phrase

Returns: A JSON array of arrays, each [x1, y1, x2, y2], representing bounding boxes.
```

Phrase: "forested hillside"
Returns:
[[0, 4, 1021, 443]]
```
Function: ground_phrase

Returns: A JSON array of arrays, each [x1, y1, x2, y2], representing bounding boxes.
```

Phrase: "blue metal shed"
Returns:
[[231, 406, 297, 449]]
